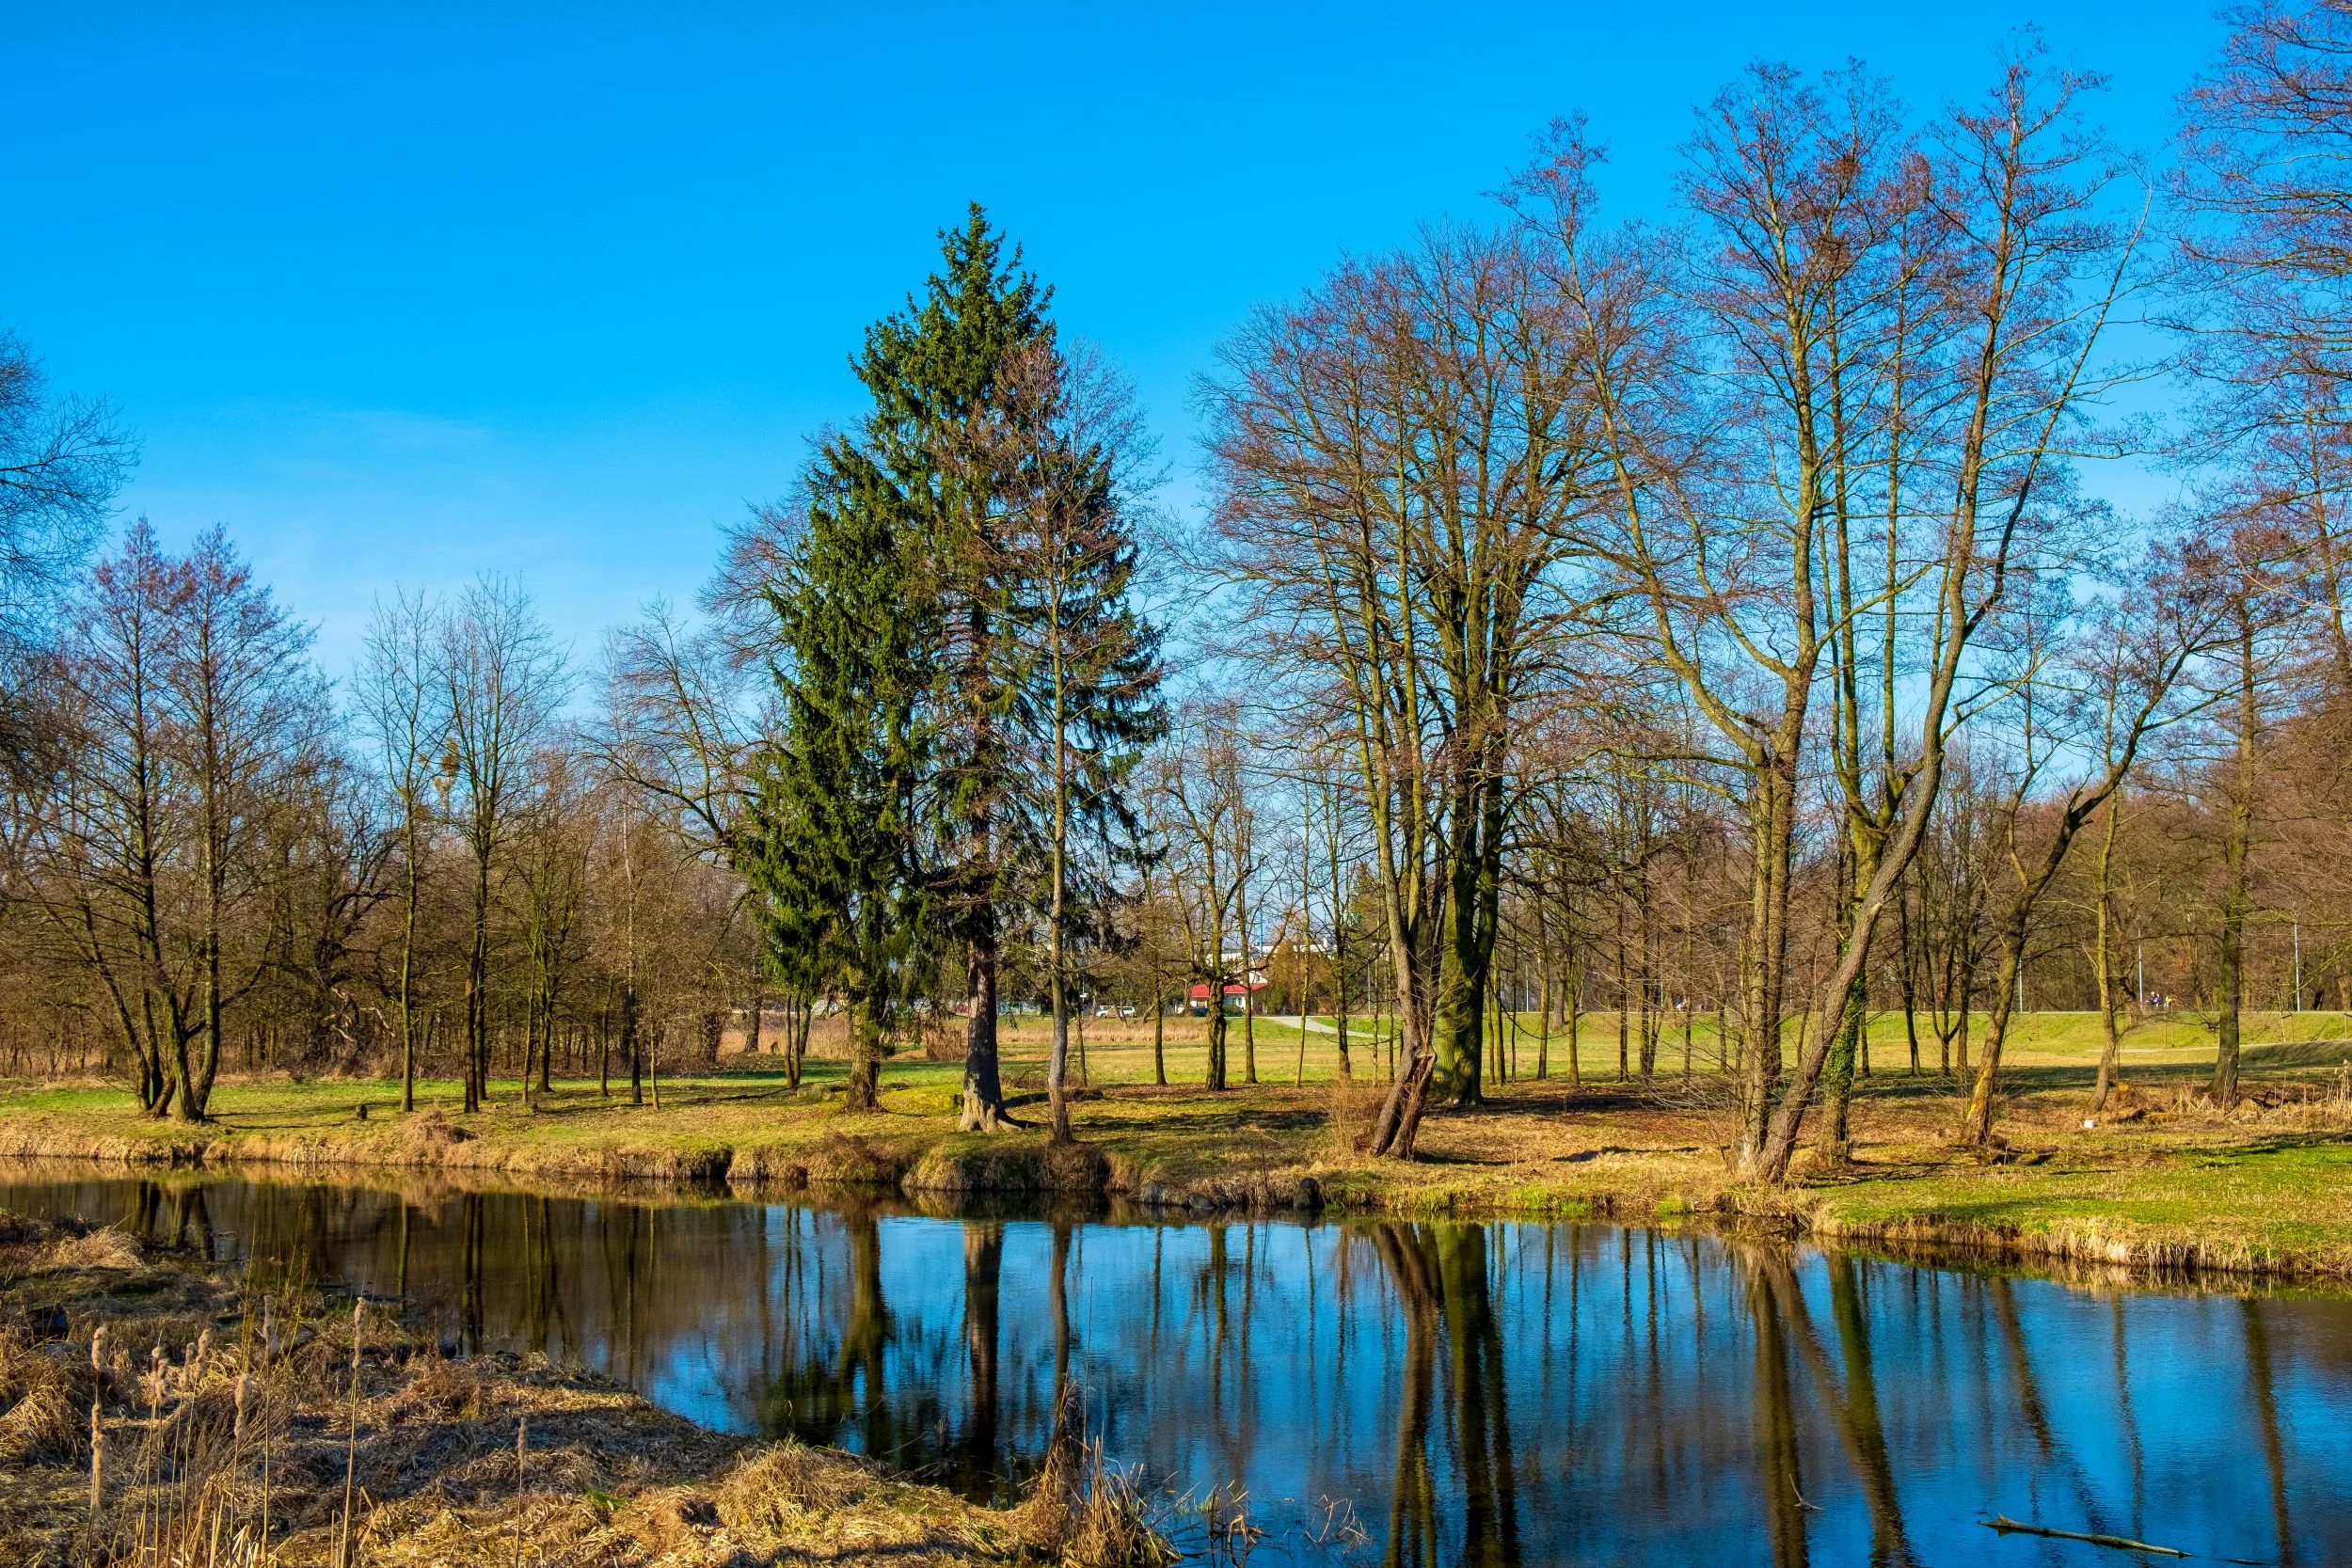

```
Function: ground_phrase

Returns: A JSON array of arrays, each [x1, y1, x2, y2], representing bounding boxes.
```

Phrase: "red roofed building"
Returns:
[[1184, 974, 1266, 1015]]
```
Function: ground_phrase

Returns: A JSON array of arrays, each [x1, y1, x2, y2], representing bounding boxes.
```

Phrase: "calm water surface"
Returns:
[[3, 1169, 2348, 1566]]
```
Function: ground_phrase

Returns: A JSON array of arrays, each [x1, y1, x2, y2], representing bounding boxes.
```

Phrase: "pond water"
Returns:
[[3, 1169, 2348, 1566]]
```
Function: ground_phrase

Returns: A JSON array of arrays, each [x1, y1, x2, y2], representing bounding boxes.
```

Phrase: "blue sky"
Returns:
[[3, 1, 2228, 675]]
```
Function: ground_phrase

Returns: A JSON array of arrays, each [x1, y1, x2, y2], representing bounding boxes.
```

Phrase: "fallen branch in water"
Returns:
[[1982, 1515, 2186, 1557]]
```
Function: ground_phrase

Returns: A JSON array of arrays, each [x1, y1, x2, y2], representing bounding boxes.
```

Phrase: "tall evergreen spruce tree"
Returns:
[[749, 206, 1045, 1126], [745, 452, 935, 1113], [751, 206, 1160, 1131], [888, 212, 1053, 1132]]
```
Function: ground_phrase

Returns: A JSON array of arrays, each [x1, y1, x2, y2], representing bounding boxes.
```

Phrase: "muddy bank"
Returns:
[[0, 1113, 1331, 1212], [1802, 1208, 2350, 1282], [6, 1107, 2351, 1286]]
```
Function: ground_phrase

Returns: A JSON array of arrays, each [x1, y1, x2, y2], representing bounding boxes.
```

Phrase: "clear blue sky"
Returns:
[[2, 1, 2227, 674]]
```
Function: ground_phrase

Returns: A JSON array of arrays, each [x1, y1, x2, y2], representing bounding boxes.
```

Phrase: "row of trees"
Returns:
[[9, 8, 2352, 1183], [1199, 46, 2153, 1175], [0, 504, 760, 1119], [1165, 13, 2352, 1176]]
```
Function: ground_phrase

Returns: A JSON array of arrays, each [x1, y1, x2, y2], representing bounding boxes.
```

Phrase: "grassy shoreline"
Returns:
[[5, 1010, 2352, 1284]]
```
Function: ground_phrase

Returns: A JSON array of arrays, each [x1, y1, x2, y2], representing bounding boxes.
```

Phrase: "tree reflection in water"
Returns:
[[957, 1219, 1004, 1497], [1368, 1224, 1438, 1568], [1366, 1223, 1520, 1568], [6, 1169, 2349, 1566]]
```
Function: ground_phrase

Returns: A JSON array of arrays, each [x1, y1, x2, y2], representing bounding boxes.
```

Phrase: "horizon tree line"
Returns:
[[5, 8, 2352, 1179]]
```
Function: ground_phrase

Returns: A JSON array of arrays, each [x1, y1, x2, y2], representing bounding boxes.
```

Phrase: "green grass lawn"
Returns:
[[8, 1008, 2344, 1137], [8, 1004, 2334, 1164], [7, 1008, 2352, 1278], [1017, 1007, 2352, 1090]]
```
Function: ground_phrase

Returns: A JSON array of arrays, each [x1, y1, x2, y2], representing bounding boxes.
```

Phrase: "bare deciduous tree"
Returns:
[[357, 588, 447, 1112], [440, 577, 566, 1113]]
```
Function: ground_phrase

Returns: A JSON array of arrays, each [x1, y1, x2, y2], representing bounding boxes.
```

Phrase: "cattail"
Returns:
[[262, 1300, 278, 1365], [233, 1371, 249, 1442], [87, 1399, 103, 1514], [196, 1327, 213, 1375], [510, 1417, 529, 1568], [337, 1297, 365, 1568], [90, 1323, 107, 1375]]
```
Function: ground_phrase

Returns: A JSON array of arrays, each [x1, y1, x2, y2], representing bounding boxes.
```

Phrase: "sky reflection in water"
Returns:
[[5, 1172, 2347, 1567]]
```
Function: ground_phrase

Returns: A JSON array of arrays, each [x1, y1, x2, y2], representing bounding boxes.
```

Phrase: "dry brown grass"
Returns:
[[0, 1327, 76, 1462], [1049, 1448, 1175, 1568]]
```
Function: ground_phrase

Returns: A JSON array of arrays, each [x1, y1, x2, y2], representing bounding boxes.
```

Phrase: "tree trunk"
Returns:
[[1898, 879, 1922, 1076], [1613, 895, 1630, 1083], [1431, 774, 1496, 1106], [2215, 614, 2257, 1110], [1152, 978, 1167, 1086], [1731, 755, 1799, 1172], [175, 931, 224, 1124], [1680, 872, 1695, 1079], [2091, 800, 2126, 1112], [465, 853, 491, 1115], [1241, 951, 1258, 1087], [1368, 882, 1436, 1156], [1048, 669, 1074, 1137], [1049, 960, 1072, 1143], [1237, 872, 1258, 1086], [1636, 867, 1657, 1080], [1963, 931, 2027, 1147], [623, 981, 642, 1107], [1566, 961, 1583, 1090], [845, 996, 882, 1113], [1327, 803, 1352, 1083], [962, 918, 1011, 1131], [1816, 990, 1864, 1165], [1537, 967, 1551, 1081], [400, 817, 421, 1113], [1204, 991, 1228, 1092]]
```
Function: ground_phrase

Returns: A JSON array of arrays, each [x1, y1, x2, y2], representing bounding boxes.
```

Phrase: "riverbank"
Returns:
[[0, 1211, 1168, 1567], [4, 1033, 2352, 1281]]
